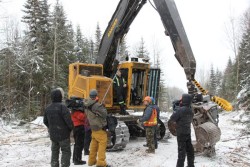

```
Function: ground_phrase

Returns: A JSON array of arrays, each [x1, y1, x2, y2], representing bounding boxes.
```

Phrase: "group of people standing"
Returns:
[[137, 93, 195, 167], [43, 85, 194, 167], [44, 88, 110, 167]]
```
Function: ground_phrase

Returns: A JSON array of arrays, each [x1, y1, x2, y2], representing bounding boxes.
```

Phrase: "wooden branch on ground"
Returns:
[[222, 136, 250, 142], [231, 152, 250, 161]]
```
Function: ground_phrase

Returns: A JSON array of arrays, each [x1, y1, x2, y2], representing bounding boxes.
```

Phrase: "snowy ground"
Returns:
[[0, 112, 250, 167]]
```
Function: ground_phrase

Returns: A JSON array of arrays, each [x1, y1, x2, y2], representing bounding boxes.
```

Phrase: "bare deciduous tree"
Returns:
[[224, 8, 241, 92], [195, 66, 210, 89], [151, 35, 162, 68]]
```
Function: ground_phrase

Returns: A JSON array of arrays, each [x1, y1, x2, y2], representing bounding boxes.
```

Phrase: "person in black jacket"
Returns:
[[169, 94, 195, 167], [43, 88, 74, 167], [113, 70, 127, 115]]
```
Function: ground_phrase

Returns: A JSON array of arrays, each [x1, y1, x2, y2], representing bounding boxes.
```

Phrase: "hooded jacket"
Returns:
[[43, 89, 74, 142], [84, 97, 107, 131], [170, 94, 194, 135]]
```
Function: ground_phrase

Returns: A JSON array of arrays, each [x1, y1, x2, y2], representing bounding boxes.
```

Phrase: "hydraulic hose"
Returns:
[[211, 96, 233, 111], [192, 79, 233, 111], [193, 79, 208, 95]]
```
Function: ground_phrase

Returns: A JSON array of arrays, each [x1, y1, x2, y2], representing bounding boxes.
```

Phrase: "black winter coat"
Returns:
[[170, 94, 194, 135], [43, 89, 74, 142], [113, 76, 126, 102]]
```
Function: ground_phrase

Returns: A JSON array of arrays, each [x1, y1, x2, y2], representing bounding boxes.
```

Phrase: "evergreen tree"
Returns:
[[39, 0, 51, 50], [22, 0, 51, 53], [208, 64, 216, 95], [215, 68, 222, 95], [136, 37, 149, 60], [94, 22, 102, 62], [75, 25, 85, 62], [75, 25, 90, 63], [22, 0, 41, 43], [238, 29, 250, 90], [221, 58, 237, 101], [89, 39, 94, 63], [37, 0, 53, 115], [51, 2, 76, 88], [237, 11, 250, 110], [158, 81, 169, 111], [0, 21, 33, 118], [65, 22, 76, 63], [119, 37, 129, 61], [0, 49, 18, 114], [22, 0, 52, 116], [82, 37, 91, 63]]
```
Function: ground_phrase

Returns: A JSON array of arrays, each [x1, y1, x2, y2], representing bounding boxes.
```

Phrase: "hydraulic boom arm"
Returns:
[[97, 0, 196, 85], [153, 0, 196, 81], [97, 0, 146, 77]]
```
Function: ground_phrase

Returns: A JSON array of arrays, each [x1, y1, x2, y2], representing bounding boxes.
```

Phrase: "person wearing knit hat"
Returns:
[[84, 89, 110, 167]]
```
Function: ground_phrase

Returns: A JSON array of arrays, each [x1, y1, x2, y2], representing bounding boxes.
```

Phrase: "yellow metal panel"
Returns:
[[70, 75, 87, 99], [96, 80, 113, 107], [68, 62, 151, 112]]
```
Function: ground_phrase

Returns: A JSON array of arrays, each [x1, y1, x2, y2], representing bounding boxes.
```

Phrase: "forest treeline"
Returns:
[[0, 0, 249, 120]]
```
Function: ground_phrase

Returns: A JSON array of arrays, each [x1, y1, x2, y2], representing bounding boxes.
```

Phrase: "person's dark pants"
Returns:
[[145, 126, 157, 149], [119, 103, 127, 115], [116, 89, 127, 115], [176, 133, 194, 167], [145, 126, 155, 151], [73, 125, 85, 162], [84, 129, 92, 154], [154, 126, 158, 149], [51, 138, 71, 167]]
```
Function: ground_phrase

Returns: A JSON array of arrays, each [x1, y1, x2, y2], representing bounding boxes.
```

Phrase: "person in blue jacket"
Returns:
[[137, 96, 157, 153]]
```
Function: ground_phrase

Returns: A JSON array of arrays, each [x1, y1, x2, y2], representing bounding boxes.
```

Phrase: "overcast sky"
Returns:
[[0, 0, 249, 91]]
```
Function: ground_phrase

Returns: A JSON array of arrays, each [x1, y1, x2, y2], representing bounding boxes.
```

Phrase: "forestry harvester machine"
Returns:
[[67, 0, 233, 155]]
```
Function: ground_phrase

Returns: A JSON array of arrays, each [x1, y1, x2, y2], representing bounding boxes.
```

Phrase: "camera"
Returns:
[[172, 100, 181, 112], [66, 96, 84, 111]]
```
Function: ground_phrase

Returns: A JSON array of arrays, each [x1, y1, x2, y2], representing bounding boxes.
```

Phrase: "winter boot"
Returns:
[[96, 165, 111, 167], [119, 104, 127, 115], [74, 160, 86, 165], [146, 149, 155, 154], [84, 150, 89, 155]]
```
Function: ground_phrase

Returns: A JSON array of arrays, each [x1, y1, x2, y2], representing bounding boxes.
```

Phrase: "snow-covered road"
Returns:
[[0, 112, 249, 167]]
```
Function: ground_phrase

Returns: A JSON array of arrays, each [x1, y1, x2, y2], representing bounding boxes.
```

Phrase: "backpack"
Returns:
[[106, 115, 118, 132], [85, 102, 107, 131], [85, 101, 118, 132]]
